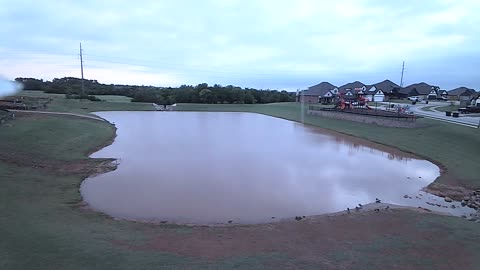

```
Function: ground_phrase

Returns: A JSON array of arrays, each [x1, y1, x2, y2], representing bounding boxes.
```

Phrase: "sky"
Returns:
[[1, 0, 479, 91]]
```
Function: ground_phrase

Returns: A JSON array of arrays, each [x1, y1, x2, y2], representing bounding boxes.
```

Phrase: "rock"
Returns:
[[444, 197, 453, 203], [461, 215, 467, 219], [461, 201, 467, 207], [271, 217, 275, 219], [436, 204, 441, 207], [404, 195, 409, 198], [450, 205, 456, 209], [295, 216, 303, 221], [228, 220, 233, 224]]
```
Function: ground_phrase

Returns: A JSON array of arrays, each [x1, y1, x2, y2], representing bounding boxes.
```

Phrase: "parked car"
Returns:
[[407, 96, 422, 101]]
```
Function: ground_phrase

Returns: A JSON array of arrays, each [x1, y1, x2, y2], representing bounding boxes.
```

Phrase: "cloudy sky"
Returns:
[[1, 0, 479, 90]]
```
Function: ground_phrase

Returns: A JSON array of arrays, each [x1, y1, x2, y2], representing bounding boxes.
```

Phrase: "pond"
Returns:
[[81, 112, 473, 225]]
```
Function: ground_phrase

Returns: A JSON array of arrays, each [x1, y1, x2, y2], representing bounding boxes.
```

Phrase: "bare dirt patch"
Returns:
[[109, 207, 476, 269]]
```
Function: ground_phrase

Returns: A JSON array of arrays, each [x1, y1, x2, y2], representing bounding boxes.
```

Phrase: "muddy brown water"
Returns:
[[81, 112, 474, 225]]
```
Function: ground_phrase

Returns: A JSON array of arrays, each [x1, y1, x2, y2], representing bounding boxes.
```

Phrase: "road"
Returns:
[[381, 101, 480, 128], [10, 110, 107, 122]]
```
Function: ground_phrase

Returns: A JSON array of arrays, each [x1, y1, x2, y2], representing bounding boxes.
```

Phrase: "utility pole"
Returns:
[[79, 42, 85, 96], [400, 61, 405, 87]]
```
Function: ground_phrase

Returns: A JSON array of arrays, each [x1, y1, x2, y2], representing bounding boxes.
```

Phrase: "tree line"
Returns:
[[15, 77, 295, 104]]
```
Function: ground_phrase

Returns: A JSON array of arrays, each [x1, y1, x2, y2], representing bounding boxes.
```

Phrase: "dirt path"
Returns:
[[9, 109, 106, 122], [106, 205, 477, 269]]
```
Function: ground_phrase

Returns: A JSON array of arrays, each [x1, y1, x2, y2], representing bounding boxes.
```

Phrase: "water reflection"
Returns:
[[80, 112, 471, 225]]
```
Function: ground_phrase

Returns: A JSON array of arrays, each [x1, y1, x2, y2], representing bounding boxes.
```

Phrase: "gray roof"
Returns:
[[339, 81, 365, 94], [448, 87, 476, 96], [438, 90, 448, 95], [301, 82, 336, 96], [368, 79, 399, 94], [400, 82, 438, 95]]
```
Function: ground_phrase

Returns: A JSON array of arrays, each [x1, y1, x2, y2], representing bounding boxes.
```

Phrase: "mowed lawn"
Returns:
[[18, 91, 154, 115], [436, 105, 461, 112], [178, 103, 480, 189], [1, 113, 480, 270]]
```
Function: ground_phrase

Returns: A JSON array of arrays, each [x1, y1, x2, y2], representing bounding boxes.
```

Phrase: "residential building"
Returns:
[[338, 81, 366, 100], [398, 83, 439, 100], [297, 82, 338, 104], [447, 87, 476, 104], [365, 80, 400, 102], [470, 92, 480, 107]]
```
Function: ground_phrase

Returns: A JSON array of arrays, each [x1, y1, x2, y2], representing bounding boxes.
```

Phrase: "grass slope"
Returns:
[[178, 103, 480, 188], [0, 108, 479, 269], [436, 105, 461, 112], [19, 91, 153, 115]]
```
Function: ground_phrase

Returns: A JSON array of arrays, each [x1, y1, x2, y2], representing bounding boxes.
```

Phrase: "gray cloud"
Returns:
[[1, 0, 479, 90]]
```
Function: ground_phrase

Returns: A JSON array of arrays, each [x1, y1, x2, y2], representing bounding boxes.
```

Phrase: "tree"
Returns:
[[244, 92, 256, 104], [199, 89, 214, 103]]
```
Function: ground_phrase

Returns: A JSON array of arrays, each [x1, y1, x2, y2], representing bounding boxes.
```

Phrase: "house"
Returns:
[[365, 80, 400, 102], [398, 82, 439, 100], [437, 90, 448, 99], [297, 82, 338, 104], [364, 86, 385, 102], [471, 92, 480, 107], [338, 81, 366, 100], [447, 87, 476, 103]]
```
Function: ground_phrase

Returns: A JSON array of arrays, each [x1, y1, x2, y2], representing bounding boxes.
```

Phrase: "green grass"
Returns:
[[18, 91, 153, 115], [436, 105, 461, 112], [0, 115, 301, 269], [177, 103, 480, 188], [96, 95, 133, 103], [383, 99, 414, 104], [420, 105, 436, 112], [0, 115, 114, 161], [1, 106, 480, 269]]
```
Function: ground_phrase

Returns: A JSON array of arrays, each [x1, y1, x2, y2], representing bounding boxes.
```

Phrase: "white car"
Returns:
[[407, 96, 422, 101]]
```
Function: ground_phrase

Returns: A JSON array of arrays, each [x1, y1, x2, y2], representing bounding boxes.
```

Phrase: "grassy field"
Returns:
[[383, 99, 414, 104], [436, 105, 461, 112], [420, 105, 436, 111], [97, 95, 133, 103], [18, 91, 153, 115], [1, 113, 479, 269], [178, 103, 480, 189]]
